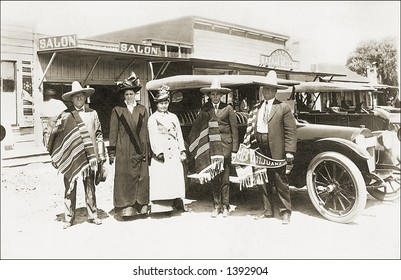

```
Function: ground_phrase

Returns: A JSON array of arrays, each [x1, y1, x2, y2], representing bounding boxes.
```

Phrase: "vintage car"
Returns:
[[283, 81, 400, 132], [146, 75, 400, 223]]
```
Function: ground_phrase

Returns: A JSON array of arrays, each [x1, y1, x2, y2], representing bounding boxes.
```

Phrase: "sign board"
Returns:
[[259, 49, 300, 69], [119, 42, 161, 56], [38, 35, 77, 50]]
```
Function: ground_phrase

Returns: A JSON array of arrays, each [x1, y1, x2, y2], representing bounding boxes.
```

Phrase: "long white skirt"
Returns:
[[149, 155, 185, 201]]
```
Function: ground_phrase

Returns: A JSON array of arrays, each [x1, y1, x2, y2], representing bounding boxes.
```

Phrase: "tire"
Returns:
[[367, 171, 400, 201], [306, 152, 367, 223]]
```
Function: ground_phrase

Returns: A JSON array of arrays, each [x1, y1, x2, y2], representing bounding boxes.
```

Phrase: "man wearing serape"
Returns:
[[189, 79, 239, 218], [242, 70, 297, 225], [48, 81, 106, 229]]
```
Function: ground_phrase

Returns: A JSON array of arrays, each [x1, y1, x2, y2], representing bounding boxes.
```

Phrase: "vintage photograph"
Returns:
[[1, 1, 400, 278]]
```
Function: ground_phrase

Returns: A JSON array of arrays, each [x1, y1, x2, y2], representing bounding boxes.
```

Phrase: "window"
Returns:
[[1, 61, 16, 93]]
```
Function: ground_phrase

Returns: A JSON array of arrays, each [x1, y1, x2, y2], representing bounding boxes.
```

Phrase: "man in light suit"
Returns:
[[48, 81, 106, 229], [191, 79, 239, 218], [243, 71, 297, 224]]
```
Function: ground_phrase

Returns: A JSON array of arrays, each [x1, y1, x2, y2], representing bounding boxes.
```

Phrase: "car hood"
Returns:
[[296, 123, 373, 141], [374, 107, 401, 124]]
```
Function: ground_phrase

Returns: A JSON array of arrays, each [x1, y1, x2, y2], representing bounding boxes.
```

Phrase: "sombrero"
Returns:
[[62, 81, 95, 101], [261, 70, 288, 90], [200, 78, 231, 94]]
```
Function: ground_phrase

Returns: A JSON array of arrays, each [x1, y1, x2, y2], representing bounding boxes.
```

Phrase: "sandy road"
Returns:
[[1, 162, 399, 260]]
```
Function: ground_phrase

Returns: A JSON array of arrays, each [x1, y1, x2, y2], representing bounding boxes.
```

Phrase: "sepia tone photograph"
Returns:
[[1, 1, 400, 279]]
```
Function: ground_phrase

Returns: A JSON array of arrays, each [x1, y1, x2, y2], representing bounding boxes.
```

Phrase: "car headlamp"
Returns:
[[354, 134, 367, 150], [380, 131, 393, 150]]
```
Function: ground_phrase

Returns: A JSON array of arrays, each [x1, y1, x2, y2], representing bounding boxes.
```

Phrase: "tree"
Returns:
[[346, 38, 399, 86]]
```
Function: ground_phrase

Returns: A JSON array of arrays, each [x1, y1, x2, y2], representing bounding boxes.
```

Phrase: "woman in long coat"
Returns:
[[148, 85, 188, 212], [108, 73, 150, 218]]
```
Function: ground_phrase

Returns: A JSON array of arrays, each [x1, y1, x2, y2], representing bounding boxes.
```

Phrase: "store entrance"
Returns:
[[43, 83, 120, 140], [86, 85, 120, 140]]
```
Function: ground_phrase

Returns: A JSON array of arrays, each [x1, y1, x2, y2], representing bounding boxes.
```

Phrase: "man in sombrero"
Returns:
[[242, 70, 297, 225], [47, 81, 106, 229], [189, 79, 239, 218]]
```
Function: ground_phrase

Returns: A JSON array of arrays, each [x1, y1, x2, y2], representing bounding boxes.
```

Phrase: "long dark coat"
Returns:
[[109, 103, 150, 208]]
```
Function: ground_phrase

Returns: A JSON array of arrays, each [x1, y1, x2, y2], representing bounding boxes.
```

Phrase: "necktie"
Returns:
[[214, 104, 218, 113], [263, 101, 269, 132]]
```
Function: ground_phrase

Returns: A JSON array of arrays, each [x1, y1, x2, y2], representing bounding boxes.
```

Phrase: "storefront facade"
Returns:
[[2, 16, 333, 148]]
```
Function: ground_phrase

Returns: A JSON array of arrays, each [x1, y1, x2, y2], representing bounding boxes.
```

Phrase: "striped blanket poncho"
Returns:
[[189, 110, 224, 184], [47, 110, 97, 194], [237, 102, 286, 189]]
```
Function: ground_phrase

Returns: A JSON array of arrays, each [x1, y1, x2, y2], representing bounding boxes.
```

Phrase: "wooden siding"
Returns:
[[1, 24, 34, 59], [193, 29, 286, 66]]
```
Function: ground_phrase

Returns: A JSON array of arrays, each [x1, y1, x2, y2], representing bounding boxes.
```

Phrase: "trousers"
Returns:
[[211, 160, 230, 210], [63, 171, 98, 223], [255, 132, 291, 216]]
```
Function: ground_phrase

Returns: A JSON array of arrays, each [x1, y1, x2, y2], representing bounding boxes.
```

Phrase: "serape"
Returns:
[[48, 110, 97, 194]]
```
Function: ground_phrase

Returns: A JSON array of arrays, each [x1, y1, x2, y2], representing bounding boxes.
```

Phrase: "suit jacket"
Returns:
[[244, 99, 297, 159], [201, 101, 239, 158]]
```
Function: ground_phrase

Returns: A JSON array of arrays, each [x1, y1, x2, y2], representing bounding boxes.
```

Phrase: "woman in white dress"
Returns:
[[148, 85, 188, 212]]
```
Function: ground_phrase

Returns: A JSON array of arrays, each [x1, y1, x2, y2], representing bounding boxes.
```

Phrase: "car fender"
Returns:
[[289, 137, 372, 188]]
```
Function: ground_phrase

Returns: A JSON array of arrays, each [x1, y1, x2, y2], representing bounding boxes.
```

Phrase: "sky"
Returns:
[[1, 1, 400, 70]]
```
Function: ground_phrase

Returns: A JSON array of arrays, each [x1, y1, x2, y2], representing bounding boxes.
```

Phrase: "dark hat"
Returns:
[[62, 81, 95, 101], [44, 88, 57, 96], [200, 78, 231, 94], [117, 72, 141, 92], [154, 84, 170, 103]]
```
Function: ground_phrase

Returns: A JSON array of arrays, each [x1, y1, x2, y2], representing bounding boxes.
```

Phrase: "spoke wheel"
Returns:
[[367, 171, 400, 201], [306, 152, 367, 223]]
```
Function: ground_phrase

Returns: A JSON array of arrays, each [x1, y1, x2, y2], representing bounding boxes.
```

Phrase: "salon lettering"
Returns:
[[119, 43, 161, 56], [39, 35, 77, 50]]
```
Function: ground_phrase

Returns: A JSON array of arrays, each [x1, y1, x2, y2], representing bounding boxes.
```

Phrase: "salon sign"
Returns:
[[38, 35, 77, 50], [119, 42, 161, 56]]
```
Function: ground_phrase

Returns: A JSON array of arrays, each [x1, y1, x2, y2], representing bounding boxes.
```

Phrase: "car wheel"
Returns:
[[367, 171, 400, 201], [306, 152, 367, 223]]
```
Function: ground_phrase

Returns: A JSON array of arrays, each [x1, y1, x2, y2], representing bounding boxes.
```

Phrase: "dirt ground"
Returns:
[[1, 161, 400, 260]]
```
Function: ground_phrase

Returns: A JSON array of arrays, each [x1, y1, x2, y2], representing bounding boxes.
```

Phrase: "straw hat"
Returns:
[[62, 81, 95, 101], [262, 70, 288, 90], [200, 78, 231, 94]]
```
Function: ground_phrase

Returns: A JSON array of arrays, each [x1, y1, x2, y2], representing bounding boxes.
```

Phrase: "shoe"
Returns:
[[282, 213, 291, 225], [140, 205, 150, 215], [63, 222, 72, 229], [210, 208, 219, 218], [88, 218, 102, 225], [254, 213, 267, 220], [174, 199, 190, 212], [222, 208, 229, 218], [253, 211, 272, 220]]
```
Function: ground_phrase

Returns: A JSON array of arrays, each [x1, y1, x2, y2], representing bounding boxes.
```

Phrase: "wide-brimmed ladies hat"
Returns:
[[262, 70, 288, 90], [62, 81, 95, 101], [154, 84, 170, 103], [117, 71, 142, 92], [200, 78, 231, 94]]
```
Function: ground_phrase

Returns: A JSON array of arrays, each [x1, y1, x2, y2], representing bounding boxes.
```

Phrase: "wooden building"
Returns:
[[2, 16, 339, 148]]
